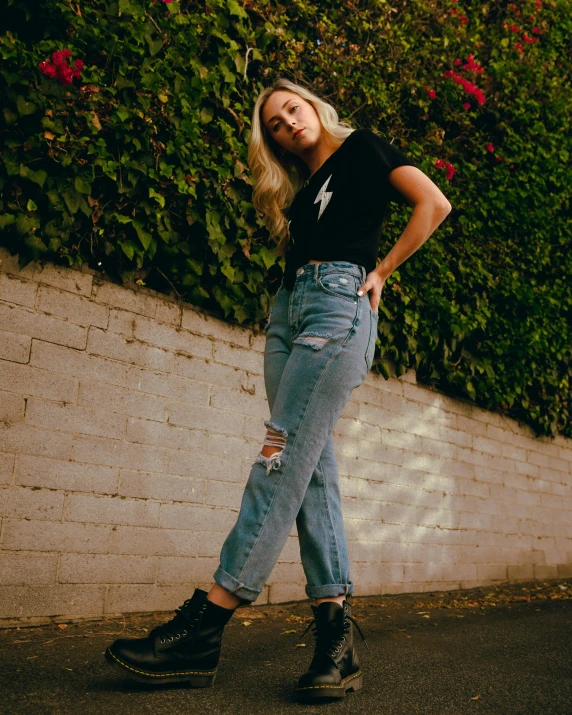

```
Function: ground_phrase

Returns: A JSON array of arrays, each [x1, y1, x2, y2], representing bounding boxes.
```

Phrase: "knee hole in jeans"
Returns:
[[254, 420, 288, 475]]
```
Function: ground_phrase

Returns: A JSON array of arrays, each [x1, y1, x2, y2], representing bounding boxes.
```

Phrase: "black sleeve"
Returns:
[[351, 128, 417, 206]]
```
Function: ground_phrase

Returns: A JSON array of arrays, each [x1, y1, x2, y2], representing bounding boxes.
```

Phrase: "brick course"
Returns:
[[0, 246, 570, 626]]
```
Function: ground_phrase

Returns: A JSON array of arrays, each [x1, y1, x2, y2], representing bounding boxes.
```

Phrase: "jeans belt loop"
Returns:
[[313, 263, 319, 283]]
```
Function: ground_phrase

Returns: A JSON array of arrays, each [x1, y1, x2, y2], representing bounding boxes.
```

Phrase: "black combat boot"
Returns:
[[104, 588, 235, 686], [296, 598, 368, 700]]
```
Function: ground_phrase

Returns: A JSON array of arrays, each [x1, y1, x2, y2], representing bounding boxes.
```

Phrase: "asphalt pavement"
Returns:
[[1, 579, 571, 714]]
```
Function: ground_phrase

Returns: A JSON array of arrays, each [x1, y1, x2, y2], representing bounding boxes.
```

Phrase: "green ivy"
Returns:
[[0, 0, 570, 438]]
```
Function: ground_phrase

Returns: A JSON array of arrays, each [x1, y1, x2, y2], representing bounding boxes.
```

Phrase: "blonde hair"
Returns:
[[248, 78, 354, 256]]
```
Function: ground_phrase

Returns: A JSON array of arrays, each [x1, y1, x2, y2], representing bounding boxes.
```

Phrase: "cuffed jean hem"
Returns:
[[213, 565, 262, 604], [305, 582, 354, 600]]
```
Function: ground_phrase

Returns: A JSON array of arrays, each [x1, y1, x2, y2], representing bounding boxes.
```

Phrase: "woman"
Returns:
[[105, 78, 452, 700]]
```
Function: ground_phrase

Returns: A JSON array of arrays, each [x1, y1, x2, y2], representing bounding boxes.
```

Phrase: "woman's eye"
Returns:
[[273, 106, 299, 132]]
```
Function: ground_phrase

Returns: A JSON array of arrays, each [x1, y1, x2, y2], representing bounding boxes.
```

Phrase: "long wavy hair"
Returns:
[[248, 78, 355, 256]]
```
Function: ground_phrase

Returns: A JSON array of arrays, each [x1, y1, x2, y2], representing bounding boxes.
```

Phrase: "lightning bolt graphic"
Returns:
[[314, 175, 333, 220]]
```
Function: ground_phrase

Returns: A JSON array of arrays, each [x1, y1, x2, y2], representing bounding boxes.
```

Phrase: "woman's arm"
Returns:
[[357, 165, 452, 306]]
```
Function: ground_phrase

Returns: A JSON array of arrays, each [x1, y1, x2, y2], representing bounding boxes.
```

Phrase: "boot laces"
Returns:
[[149, 598, 207, 644], [299, 609, 369, 656]]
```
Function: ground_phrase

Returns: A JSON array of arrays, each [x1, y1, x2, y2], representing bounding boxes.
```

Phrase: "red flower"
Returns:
[[424, 86, 436, 99], [486, 143, 494, 152], [462, 102, 471, 110], [38, 60, 57, 78], [39, 48, 83, 85], [535, 0, 541, 9], [435, 159, 445, 168], [515, 42, 524, 51]]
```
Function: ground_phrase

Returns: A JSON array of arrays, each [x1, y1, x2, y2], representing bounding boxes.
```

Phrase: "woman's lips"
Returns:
[[293, 128, 304, 139]]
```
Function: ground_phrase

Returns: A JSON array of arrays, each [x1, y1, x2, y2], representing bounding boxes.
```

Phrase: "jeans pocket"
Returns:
[[365, 309, 380, 371], [317, 272, 360, 303]]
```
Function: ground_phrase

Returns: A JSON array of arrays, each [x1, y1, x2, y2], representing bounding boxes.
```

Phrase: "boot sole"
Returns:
[[296, 669, 363, 700], [104, 647, 217, 687]]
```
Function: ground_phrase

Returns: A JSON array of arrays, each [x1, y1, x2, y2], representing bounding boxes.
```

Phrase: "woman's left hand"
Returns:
[[357, 270, 387, 313]]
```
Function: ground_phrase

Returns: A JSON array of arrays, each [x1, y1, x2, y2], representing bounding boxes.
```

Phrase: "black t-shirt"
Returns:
[[282, 128, 417, 290]]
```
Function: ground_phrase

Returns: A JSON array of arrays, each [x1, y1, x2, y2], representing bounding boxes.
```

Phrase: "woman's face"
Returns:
[[261, 90, 322, 159]]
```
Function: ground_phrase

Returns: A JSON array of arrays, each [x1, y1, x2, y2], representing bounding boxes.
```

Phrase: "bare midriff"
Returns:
[[308, 259, 328, 264]]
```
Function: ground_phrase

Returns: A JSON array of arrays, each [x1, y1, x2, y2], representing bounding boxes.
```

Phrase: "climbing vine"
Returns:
[[0, 0, 570, 437]]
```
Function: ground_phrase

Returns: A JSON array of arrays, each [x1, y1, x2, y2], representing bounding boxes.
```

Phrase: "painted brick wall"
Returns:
[[0, 246, 570, 627]]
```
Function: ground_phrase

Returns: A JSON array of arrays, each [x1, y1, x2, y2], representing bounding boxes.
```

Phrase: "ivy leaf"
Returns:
[[0, 214, 16, 229], [23, 233, 48, 258], [16, 95, 39, 117], [3, 107, 18, 125], [75, 176, 92, 195], [149, 188, 165, 208], [200, 107, 213, 124], [26, 199, 38, 212], [146, 34, 164, 57], [28, 169, 47, 188], [118, 240, 135, 260], [133, 220, 152, 250], [62, 188, 81, 215], [15, 215, 33, 235], [228, 0, 248, 17], [220, 261, 235, 282]]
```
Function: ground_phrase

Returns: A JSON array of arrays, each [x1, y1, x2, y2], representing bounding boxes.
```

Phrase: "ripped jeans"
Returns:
[[212, 262, 379, 603]]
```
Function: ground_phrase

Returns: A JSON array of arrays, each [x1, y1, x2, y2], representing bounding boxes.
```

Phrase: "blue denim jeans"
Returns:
[[213, 261, 379, 603]]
